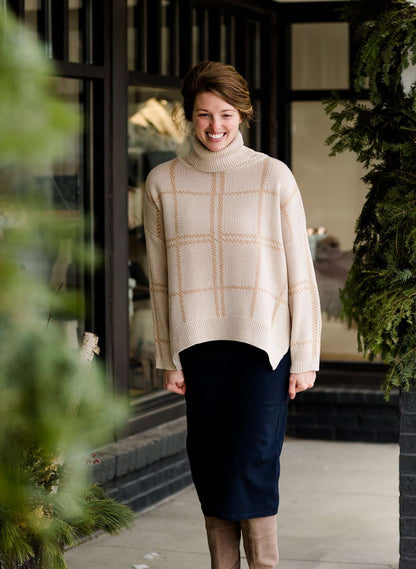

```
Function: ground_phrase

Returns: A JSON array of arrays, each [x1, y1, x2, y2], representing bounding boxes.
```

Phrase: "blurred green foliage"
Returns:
[[0, 10, 133, 569], [0, 11, 75, 167]]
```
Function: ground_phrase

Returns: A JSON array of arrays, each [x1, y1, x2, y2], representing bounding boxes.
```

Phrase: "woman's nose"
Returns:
[[211, 116, 221, 132]]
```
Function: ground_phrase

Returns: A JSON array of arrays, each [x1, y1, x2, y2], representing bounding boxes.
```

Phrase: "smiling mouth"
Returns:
[[207, 133, 226, 140]]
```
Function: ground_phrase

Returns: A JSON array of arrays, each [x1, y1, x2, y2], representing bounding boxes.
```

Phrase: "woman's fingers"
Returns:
[[164, 369, 186, 395], [288, 371, 316, 400]]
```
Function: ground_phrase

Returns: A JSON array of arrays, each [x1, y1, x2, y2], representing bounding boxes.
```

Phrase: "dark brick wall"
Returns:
[[400, 390, 416, 569], [105, 451, 191, 512], [287, 387, 399, 442], [92, 417, 191, 512]]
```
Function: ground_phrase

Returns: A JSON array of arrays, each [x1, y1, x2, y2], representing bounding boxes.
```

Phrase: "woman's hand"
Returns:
[[164, 369, 186, 396], [288, 371, 316, 400]]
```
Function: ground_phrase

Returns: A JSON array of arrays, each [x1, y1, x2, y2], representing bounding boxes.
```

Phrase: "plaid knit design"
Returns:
[[144, 132, 321, 372]]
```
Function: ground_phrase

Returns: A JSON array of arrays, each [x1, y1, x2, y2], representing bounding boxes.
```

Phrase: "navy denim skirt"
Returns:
[[180, 341, 290, 521]]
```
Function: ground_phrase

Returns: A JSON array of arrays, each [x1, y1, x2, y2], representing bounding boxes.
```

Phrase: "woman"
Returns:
[[144, 61, 321, 569]]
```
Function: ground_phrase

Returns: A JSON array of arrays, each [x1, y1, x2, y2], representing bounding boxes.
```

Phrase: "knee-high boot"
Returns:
[[204, 516, 241, 569], [240, 516, 279, 569]]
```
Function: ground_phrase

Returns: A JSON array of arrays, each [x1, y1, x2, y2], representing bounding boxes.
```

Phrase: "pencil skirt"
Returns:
[[180, 341, 290, 521]]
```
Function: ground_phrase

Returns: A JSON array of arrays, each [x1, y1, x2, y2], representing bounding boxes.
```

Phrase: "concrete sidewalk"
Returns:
[[65, 439, 399, 569]]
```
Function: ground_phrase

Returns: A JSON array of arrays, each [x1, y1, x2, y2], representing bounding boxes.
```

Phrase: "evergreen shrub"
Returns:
[[324, 0, 416, 396]]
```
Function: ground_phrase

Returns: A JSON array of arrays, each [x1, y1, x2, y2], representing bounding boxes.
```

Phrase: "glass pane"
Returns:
[[69, 0, 83, 63], [25, 0, 42, 35], [127, 86, 192, 400], [127, 0, 179, 75], [247, 19, 261, 90], [292, 23, 349, 90], [291, 101, 367, 361], [32, 78, 90, 347], [192, 8, 199, 67], [128, 0, 145, 71], [127, 0, 135, 70], [25, 0, 52, 56], [220, 13, 227, 63], [161, 0, 170, 75]]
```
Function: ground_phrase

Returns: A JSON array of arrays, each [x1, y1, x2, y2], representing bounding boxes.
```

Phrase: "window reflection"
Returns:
[[192, 8, 200, 66], [127, 0, 180, 74], [69, 0, 83, 63], [25, 0, 84, 62], [25, 0, 42, 35], [292, 23, 350, 90], [127, 0, 138, 70], [128, 86, 191, 399], [291, 101, 366, 361], [32, 78, 89, 348]]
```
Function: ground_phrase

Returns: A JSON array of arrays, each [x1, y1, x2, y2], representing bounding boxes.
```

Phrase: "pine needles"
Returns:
[[324, 0, 416, 397]]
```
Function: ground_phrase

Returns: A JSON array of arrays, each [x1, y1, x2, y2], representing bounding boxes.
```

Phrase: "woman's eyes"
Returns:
[[197, 114, 233, 118]]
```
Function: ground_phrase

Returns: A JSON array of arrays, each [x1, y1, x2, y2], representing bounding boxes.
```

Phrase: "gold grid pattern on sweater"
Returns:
[[152, 158, 292, 330]]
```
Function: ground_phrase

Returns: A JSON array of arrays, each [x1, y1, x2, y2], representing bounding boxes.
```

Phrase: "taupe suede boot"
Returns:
[[240, 516, 279, 569], [205, 516, 241, 569]]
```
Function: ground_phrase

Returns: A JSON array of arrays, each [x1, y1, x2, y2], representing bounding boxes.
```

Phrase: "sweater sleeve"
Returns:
[[279, 165, 322, 373], [144, 175, 178, 370]]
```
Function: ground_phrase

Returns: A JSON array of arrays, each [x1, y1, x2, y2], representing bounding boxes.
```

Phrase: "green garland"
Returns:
[[324, 0, 416, 396]]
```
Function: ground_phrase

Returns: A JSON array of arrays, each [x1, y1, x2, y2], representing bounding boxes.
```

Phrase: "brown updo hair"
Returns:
[[181, 61, 253, 124]]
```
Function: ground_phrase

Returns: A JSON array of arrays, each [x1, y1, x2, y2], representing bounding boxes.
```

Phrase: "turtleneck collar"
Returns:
[[184, 130, 257, 172]]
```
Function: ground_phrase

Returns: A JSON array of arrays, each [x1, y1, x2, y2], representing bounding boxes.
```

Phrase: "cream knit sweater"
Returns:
[[144, 131, 321, 373]]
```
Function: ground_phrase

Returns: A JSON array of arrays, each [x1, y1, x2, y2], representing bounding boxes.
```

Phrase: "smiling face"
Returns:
[[192, 91, 242, 152]]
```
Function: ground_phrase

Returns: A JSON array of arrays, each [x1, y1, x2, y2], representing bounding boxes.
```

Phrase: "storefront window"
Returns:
[[291, 101, 367, 361], [24, 0, 86, 63], [32, 78, 91, 348], [69, 0, 83, 63], [127, 0, 180, 74], [127, 85, 191, 400], [248, 19, 261, 90], [160, 0, 171, 75], [24, 0, 51, 56], [191, 8, 199, 66], [292, 23, 350, 90], [127, 0, 144, 71], [25, 0, 42, 35]]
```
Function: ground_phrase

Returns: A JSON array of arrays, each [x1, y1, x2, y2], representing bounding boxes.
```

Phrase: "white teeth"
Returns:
[[207, 133, 224, 139]]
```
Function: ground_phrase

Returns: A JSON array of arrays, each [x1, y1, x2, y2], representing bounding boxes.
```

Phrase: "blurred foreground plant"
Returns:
[[0, 10, 133, 569]]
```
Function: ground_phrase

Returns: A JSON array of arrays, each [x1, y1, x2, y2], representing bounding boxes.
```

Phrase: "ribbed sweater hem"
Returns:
[[155, 317, 319, 373]]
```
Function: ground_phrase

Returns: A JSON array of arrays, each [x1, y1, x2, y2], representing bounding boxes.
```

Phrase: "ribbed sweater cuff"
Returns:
[[289, 359, 320, 374], [156, 356, 179, 371]]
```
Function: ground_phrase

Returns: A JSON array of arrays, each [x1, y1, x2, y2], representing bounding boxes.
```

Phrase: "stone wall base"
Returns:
[[92, 417, 191, 512]]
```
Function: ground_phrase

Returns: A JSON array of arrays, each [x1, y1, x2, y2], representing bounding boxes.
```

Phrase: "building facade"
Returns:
[[6, 0, 396, 509]]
